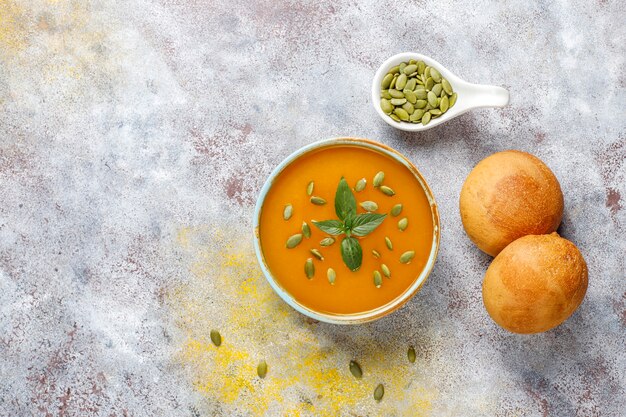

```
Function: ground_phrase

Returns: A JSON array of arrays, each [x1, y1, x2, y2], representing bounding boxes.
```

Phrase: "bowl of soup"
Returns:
[[253, 138, 440, 324]]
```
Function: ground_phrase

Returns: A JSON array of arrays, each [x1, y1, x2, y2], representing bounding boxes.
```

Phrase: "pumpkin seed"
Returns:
[[430, 67, 442, 83], [355, 178, 367, 192], [373, 270, 382, 288], [403, 64, 418, 75], [327, 268, 336, 285], [405, 78, 417, 91], [381, 73, 394, 89], [425, 77, 434, 91], [415, 99, 427, 109], [373, 171, 384, 187], [286, 233, 303, 248], [210, 330, 222, 347], [421, 112, 431, 125], [302, 221, 311, 238], [349, 360, 362, 378], [389, 113, 401, 122], [372, 249, 381, 259], [398, 217, 408, 231], [360, 201, 378, 212], [393, 108, 409, 121], [395, 73, 407, 90], [424, 66, 431, 78], [417, 60, 425, 73], [449, 92, 457, 107], [310, 196, 326, 205], [439, 95, 449, 113], [388, 65, 400, 74], [390, 98, 406, 106], [306, 181, 314, 196], [283, 204, 293, 220], [391, 203, 403, 216], [380, 90, 392, 99], [374, 383, 384, 401], [399, 62, 406, 73], [257, 360, 268, 378], [429, 109, 442, 116], [381, 263, 391, 278], [427, 91, 439, 107], [320, 237, 335, 246], [305, 258, 315, 278], [385, 236, 393, 250], [408, 346, 416, 363], [410, 109, 424, 122], [400, 250, 415, 264], [381, 99, 393, 114], [402, 102, 415, 115], [404, 90, 417, 104], [431, 83, 442, 97], [442, 78, 453, 95], [415, 89, 427, 100], [389, 76, 396, 89], [380, 185, 395, 196], [388, 89, 404, 99], [310, 248, 324, 260]]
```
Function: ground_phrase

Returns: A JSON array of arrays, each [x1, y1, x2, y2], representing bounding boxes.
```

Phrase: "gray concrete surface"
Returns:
[[0, 0, 624, 416]]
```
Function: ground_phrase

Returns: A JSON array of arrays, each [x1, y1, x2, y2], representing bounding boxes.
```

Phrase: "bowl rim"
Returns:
[[372, 52, 464, 132], [252, 137, 440, 324]]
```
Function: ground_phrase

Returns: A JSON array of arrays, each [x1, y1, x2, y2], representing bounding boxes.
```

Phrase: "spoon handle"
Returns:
[[463, 83, 510, 109]]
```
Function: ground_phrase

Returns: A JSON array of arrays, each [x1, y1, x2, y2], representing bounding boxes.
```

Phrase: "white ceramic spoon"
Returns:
[[372, 52, 510, 132]]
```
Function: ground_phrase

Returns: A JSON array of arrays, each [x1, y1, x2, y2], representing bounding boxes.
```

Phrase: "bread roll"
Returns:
[[460, 150, 563, 256], [482, 233, 588, 334]]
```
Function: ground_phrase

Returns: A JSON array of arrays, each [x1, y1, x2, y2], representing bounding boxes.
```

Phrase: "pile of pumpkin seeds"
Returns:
[[380, 59, 457, 125]]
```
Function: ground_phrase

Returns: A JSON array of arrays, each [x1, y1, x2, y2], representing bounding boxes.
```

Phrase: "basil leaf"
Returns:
[[312, 220, 345, 236], [335, 177, 356, 221], [350, 213, 387, 237], [341, 236, 362, 271]]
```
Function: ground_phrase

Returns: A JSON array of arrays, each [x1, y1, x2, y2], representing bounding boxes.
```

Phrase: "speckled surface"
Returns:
[[1, 1, 624, 416]]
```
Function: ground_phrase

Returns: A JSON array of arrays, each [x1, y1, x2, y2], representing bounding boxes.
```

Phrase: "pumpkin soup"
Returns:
[[258, 143, 435, 315]]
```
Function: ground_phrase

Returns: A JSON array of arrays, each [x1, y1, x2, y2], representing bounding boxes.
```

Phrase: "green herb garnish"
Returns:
[[312, 177, 387, 271]]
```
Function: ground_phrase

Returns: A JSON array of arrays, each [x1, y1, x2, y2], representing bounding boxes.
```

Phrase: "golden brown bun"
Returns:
[[460, 150, 564, 256], [482, 233, 588, 334]]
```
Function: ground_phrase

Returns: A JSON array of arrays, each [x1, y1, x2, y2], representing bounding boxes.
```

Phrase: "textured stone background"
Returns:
[[1, 0, 624, 416]]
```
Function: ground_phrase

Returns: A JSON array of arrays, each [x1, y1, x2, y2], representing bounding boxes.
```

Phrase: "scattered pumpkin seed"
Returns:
[[373, 171, 385, 187], [373, 270, 383, 288], [374, 384, 384, 401], [327, 268, 336, 285], [307, 181, 314, 196], [320, 237, 335, 246], [372, 249, 381, 259], [408, 347, 416, 363], [400, 250, 415, 264], [355, 178, 367, 192], [210, 330, 222, 347], [310, 196, 326, 205], [385, 236, 393, 250], [398, 217, 408, 231], [283, 204, 293, 220], [381, 263, 391, 278], [391, 203, 403, 216], [380, 185, 395, 196], [286, 233, 303, 248], [257, 360, 268, 378], [310, 248, 324, 261], [360, 201, 378, 212], [302, 221, 311, 238], [349, 360, 363, 379], [305, 258, 315, 278], [381, 73, 394, 89]]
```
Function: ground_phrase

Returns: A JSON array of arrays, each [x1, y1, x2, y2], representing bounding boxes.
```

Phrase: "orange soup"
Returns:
[[259, 143, 435, 315]]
